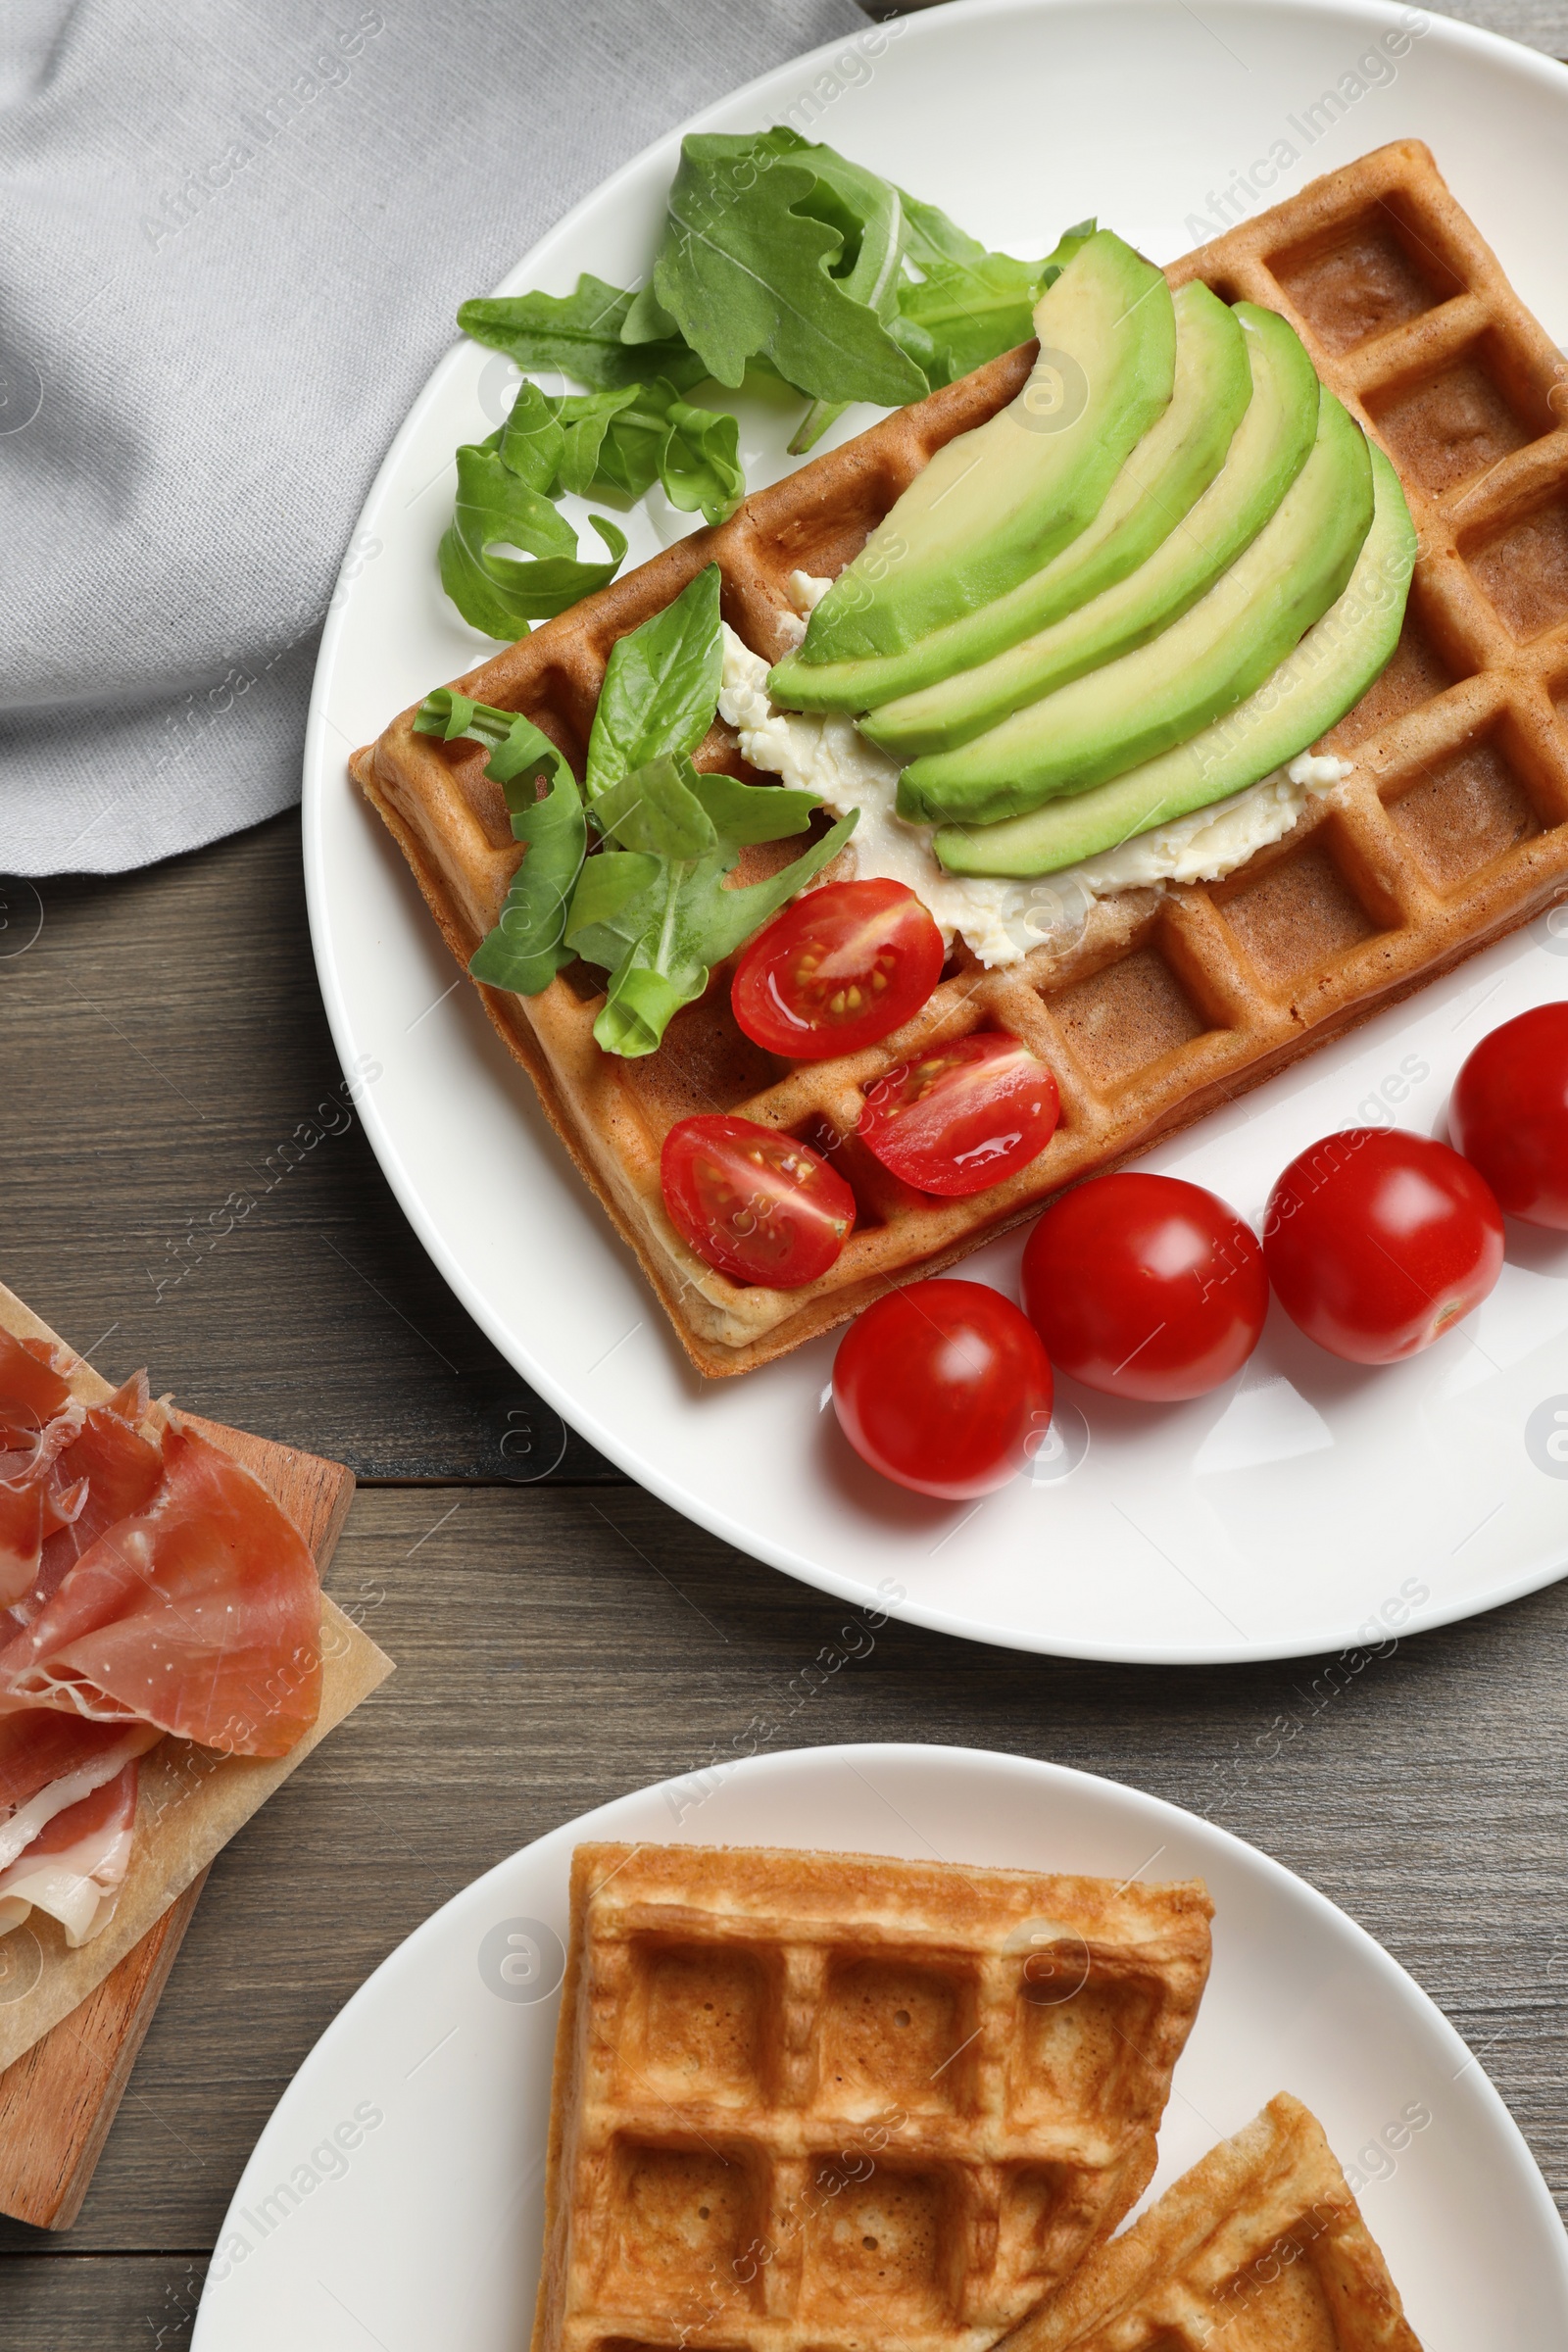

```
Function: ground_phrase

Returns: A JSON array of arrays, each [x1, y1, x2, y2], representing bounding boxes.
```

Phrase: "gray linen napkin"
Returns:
[[0, 0, 863, 875]]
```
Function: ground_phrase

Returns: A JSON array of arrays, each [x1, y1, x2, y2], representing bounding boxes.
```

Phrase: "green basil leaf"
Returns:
[[586, 564, 723, 798], [688, 767, 818, 843], [459, 273, 704, 392], [649, 132, 926, 405]]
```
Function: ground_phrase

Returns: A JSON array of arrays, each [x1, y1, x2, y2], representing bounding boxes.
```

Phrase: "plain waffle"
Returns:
[[355, 139, 1568, 1376], [997, 2091, 1423, 2351], [532, 1841, 1212, 2352]]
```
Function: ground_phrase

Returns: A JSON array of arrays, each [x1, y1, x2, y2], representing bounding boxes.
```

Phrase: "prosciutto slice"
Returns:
[[0, 1330, 85, 1606], [0, 1710, 161, 1871], [0, 1760, 141, 1945], [0, 1423, 321, 1756]]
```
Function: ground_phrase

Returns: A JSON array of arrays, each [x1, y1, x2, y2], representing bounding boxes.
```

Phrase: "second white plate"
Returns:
[[192, 1742, 1568, 2350]]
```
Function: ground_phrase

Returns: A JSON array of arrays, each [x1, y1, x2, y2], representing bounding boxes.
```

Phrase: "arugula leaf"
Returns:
[[647, 132, 926, 406], [895, 185, 988, 272], [417, 570, 858, 1054], [458, 273, 703, 392], [783, 145, 912, 454], [594, 753, 717, 860], [586, 564, 724, 799], [553, 381, 743, 526], [586, 808, 858, 1058], [687, 765, 818, 843], [894, 217, 1098, 389], [439, 438, 628, 639], [414, 694, 588, 995]]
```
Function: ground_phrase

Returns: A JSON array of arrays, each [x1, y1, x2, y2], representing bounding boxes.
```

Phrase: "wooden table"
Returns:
[[7, 5, 1568, 2321], [3, 798, 1567, 2340]]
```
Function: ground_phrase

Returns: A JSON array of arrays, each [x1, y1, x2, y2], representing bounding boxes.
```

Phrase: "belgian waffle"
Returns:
[[998, 2091, 1423, 2351], [355, 140, 1568, 1376], [532, 1842, 1213, 2352]]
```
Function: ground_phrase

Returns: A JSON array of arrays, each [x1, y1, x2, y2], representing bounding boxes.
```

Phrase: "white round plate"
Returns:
[[193, 1741, 1568, 2349], [305, 0, 1568, 1663]]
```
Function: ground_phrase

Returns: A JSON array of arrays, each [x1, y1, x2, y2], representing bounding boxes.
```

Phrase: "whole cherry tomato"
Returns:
[[731, 878, 944, 1059], [1450, 1002, 1568, 1229], [1021, 1172, 1268, 1400], [858, 1033, 1059, 1197], [661, 1115, 855, 1288], [1263, 1127, 1503, 1364], [832, 1278, 1054, 1499]]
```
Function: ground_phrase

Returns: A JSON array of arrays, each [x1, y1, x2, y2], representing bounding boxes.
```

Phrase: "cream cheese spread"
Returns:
[[720, 577, 1352, 968]]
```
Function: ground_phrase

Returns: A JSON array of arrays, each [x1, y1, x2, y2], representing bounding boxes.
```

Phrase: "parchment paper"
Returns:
[[0, 1280, 393, 2072]]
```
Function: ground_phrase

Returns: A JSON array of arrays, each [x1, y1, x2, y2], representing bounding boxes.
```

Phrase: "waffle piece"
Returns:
[[356, 140, 1568, 1376], [533, 1842, 1213, 2352], [997, 2091, 1423, 2350]]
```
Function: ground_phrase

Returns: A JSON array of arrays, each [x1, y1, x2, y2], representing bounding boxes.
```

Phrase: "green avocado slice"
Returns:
[[769, 279, 1248, 716], [897, 388, 1375, 828], [791, 230, 1176, 665], [864, 303, 1320, 758], [934, 444, 1415, 878]]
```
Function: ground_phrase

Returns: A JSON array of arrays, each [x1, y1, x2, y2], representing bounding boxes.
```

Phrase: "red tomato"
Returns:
[[1263, 1127, 1503, 1364], [1021, 1173, 1268, 1400], [661, 1116, 855, 1288], [1450, 1003, 1568, 1229], [858, 1033, 1059, 1197], [832, 1279, 1054, 1499], [731, 878, 944, 1059]]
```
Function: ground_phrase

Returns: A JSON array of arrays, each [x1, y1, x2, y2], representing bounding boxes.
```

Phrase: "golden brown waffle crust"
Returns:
[[532, 1841, 1213, 2352], [357, 139, 1568, 1376], [998, 2090, 1424, 2350]]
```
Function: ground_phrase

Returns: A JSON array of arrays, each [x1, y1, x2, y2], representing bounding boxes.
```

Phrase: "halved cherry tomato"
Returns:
[[1263, 1127, 1503, 1364], [1450, 1002, 1568, 1229], [731, 879, 944, 1059], [661, 1115, 855, 1288], [1021, 1173, 1268, 1400], [858, 1032, 1059, 1197], [832, 1278, 1054, 1499]]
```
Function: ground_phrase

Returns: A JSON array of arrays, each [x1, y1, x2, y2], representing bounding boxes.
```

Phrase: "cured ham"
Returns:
[[26, 1396, 164, 1618], [0, 1759, 140, 1945], [0, 1711, 161, 1870], [0, 1421, 321, 1757], [0, 1329, 86, 1606], [0, 1318, 323, 1955]]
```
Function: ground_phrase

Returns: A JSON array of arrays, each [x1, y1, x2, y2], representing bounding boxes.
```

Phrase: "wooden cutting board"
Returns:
[[0, 1414, 357, 2230]]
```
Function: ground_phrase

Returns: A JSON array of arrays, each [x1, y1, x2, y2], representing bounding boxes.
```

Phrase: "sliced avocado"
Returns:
[[864, 303, 1320, 758], [897, 389, 1375, 828], [935, 444, 1415, 878], [788, 230, 1176, 665], [770, 279, 1246, 715]]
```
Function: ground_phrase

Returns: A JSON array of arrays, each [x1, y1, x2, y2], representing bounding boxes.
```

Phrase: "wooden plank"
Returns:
[[0, 1395, 356, 2230], [0, 815, 619, 1484], [0, 2252, 209, 2347], [2, 1482, 1560, 2276]]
